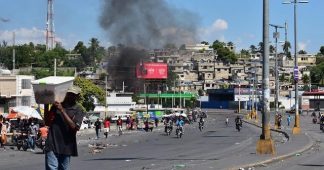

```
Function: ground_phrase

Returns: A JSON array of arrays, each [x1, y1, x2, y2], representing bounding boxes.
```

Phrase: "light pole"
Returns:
[[283, 0, 309, 135], [256, 0, 275, 154], [105, 75, 108, 119], [238, 81, 241, 114], [270, 24, 284, 115]]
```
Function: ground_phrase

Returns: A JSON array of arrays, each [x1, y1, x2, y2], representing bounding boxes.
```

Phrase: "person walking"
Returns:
[[103, 118, 110, 139], [28, 122, 38, 152], [44, 85, 85, 170], [0, 115, 6, 148], [94, 118, 101, 139]]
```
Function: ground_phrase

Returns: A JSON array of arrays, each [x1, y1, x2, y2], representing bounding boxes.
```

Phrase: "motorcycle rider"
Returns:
[[36, 123, 48, 150], [199, 116, 204, 128], [164, 117, 172, 133], [38, 123, 48, 140], [235, 116, 242, 131], [176, 117, 185, 134]]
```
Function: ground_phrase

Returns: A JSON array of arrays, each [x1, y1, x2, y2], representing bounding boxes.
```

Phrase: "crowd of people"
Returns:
[[0, 115, 48, 152]]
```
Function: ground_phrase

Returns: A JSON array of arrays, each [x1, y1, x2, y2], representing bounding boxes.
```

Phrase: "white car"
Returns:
[[80, 117, 90, 130], [111, 114, 131, 122]]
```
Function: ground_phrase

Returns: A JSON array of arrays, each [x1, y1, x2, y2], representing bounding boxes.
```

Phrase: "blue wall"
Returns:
[[201, 101, 229, 109]]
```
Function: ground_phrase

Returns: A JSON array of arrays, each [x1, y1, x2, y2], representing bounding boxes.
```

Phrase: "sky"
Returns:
[[0, 0, 323, 53]]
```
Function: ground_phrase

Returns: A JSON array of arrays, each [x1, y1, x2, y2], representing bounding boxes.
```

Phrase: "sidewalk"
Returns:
[[228, 117, 313, 170]]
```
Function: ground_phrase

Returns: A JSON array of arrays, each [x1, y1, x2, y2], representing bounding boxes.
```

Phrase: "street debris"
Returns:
[[174, 164, 186, 169], [88, 143, 107, 154]]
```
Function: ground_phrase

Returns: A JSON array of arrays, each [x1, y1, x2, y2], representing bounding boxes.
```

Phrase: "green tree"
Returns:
[[283, 41, 291, 59], [310, 63, 324, 86], [249, 45, 257, 54], [258, 42, 264, 53], [211, 40, 237, 63], [269, 45, 275, 54], [316, 55, 324, 64], [74, 77, 105, 111], [166, 69, 178, 92], [320, 46, 324, 55], [88, 38, 102, 67], [302, 74, 310, 85], [201, 41, 209, 45], [298, 50, 307, 54], [279, 74, 286, 83], [240, 49, 250, 58]]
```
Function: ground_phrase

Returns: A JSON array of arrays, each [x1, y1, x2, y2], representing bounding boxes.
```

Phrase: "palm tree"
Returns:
[[269, 45, 275, 54], [298, 50, 307, 54], [250, 45, 257, 54], [283, 41, 291, 58], [258, 42, 264, 53], [88, 38, 100, 66]]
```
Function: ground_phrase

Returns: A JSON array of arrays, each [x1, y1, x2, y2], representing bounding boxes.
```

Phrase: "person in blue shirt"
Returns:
[[176, 117, 185, 127], [176, 117, 185, 134]]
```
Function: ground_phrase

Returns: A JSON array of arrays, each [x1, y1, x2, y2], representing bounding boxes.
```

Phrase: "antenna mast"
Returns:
[[46, 0, 55, 51]]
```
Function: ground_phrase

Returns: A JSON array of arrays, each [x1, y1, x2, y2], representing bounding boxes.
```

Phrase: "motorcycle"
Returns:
[[16, 133, 29, 151], [36, 137, 46, 153], [236, 123, 242, 132], [313, 117, 318, 124], [166, 125, 172, 135], [198, 121, 204, 131], [176, 126, 183, 138]]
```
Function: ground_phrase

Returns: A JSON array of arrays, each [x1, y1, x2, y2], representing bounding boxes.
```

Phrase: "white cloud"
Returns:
[[0, 27, 45, 45], [211, 19, 228, 31], [0, 27, 66, 47], [298, 41, 310, 51], [198, 19, 228, 43]]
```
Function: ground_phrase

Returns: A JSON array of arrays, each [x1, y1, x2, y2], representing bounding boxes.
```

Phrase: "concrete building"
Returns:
[[185, 44, 213, 52], [0, 74, 35, 113], [214, 62, 230, 80]]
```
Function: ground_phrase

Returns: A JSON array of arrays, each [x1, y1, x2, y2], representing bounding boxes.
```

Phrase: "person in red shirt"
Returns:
[[116, 117, 123, 136], [103, 118, 110, 139]]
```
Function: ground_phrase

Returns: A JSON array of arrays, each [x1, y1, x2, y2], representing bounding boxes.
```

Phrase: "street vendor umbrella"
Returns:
[[12, 106, 43, 119]]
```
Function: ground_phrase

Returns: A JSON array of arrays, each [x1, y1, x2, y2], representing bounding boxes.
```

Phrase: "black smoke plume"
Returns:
[[99, 0, 198, 48], [99, 0, 199, 92]]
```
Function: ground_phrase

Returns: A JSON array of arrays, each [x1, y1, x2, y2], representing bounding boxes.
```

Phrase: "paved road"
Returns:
[[258, 114, 324, 170], [0, 111, 271, 170]]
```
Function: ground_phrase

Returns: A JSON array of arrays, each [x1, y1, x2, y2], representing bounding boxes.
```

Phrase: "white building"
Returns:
[[94, 92, 136, 117]]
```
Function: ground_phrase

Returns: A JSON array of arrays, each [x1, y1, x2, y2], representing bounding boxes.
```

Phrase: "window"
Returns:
[[21, 79, 31, 89], [22, 96, 31, 106]]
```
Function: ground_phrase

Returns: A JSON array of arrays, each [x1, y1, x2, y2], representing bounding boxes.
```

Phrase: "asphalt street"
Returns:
[[0, 111, 270, 170], [257, 113, 324, 170]]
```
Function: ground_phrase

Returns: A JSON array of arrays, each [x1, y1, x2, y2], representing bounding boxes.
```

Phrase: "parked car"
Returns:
[[111, 113, 131, 122], [80, 117, 90, 130], [286, 108, 302, 114]]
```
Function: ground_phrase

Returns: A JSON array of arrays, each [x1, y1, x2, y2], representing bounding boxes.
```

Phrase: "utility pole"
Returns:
[[238, 82, 241, 114], [105, 76, 108, 119], [283, 0, 309, 136], [46, 0, 55, 51], [270, 24, 284, 115], [12, 32, 15, 73], [256, 0, 275, 154], [54, 58, 57, 76]]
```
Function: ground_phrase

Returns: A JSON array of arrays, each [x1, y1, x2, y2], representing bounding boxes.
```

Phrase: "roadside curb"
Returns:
[[242, 119, 290, 140], [230, 120, 314, 170]]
